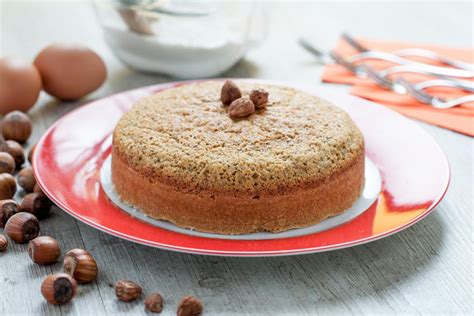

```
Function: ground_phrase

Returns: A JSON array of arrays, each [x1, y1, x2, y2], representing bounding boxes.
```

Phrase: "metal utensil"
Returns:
[[344, 51, 474, 78], [361, 64, 474, 94], [299, 38, 474, 79], [298, 39, 474, 108], [298, 38, 334, 64], [397, 78, 474, 109], [342, 32, 474, 72]]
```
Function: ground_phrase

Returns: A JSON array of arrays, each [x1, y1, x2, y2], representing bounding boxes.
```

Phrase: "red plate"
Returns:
[[34, 80, 450, 256]]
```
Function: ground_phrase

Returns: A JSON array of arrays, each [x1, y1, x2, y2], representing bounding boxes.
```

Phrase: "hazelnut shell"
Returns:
[[63, 248, 98, 284], [18, 166, 36, 192], [115, 279, 142, 302], [229, 97, 255, 119], [177, 296, 203, 316], [41, 273, 77, 305], [4, 212, 40, 243], [0, 173, 16, 199], [0, 152, 15, 174], [250, 88, 269, 109], [0, 199, 19, 228], [1, 111, 32, 143], [144, 293, 164, 313], [28, 236, 61, 265], [20, 192, 52, 219], [28, 143, 37, 165], [5, 140, 25, 169], [220, 80, 242, 106], [0, 234, 8, 252]]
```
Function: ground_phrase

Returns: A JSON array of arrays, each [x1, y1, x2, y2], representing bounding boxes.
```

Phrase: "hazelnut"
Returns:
[[0, 135, 8, 152], [0, 199, 19, 228], [0, 173, 16, 199], [4, 212, 40, 243], [250, 88, 269, 109], [28, 143, 37, 165], [0, 234, 8, 252], [33, 182, 44, 194], [2, 111, 32, 143], [229, 97, 255, 119], [221, 80, 242, 106], [177, 296, 203, 316], [63, 248, 98, 284], [18, 167, 36, 192], [41, 273, 77, 305], [0, 152, 15, 174], [5, 140, 25, 169], [144, 293, 164, 313], [28, 236, 61, 265], [115, 279, 142, 302], [20, 192, 52, 219]]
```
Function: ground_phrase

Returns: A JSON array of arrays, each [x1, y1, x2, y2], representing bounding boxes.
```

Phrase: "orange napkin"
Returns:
[[321, 38, 474, 136]]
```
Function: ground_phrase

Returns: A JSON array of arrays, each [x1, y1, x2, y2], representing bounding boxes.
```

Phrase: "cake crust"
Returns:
[[111, 81, 365, 234]]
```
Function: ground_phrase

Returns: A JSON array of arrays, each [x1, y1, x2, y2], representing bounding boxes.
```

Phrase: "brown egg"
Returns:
[[0, 57, 42, 114], [34, 43, 106, 101]]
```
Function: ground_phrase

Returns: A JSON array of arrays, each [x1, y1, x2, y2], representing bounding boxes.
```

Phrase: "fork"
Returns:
[[361, 64, 474, 108], [342, 33, 474, 72], [298, 39, 474, 108], [361, 64, 474, 94], [396, 78, 474, 109], [336, 55, 474, 108], [298, 38, 470, 84], [299, 38, 474, 79]]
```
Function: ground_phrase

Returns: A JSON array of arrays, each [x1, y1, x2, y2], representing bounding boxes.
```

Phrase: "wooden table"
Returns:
[[1, 1, 472, 315]]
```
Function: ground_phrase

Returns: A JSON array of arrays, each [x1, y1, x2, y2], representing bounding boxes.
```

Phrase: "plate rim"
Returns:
[[33, 79, 451, 257]]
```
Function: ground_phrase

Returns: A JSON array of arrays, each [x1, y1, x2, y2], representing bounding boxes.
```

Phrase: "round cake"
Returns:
[[111, 81, 365, 234]]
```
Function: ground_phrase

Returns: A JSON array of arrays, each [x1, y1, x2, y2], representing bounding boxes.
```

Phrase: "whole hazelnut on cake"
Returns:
[[5, 140, 25, 168], [41, 273, 77, 305], [0, 152, 15, 174], [220, 80, 242, 106], [4, 212, 40, 243], [2, 111, 32, 143], [0, 173, 16, 200], [229, 97, 255, 119], [250, 88, 269, 109], [63, 248, 98, 284], [28, 236, 61, 265]]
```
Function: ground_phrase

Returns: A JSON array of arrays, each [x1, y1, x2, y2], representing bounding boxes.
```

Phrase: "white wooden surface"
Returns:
[[0, 1, 473, 315]]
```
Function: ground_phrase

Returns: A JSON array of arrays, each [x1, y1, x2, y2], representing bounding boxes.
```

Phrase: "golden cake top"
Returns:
[[112, 81, 364, 194]]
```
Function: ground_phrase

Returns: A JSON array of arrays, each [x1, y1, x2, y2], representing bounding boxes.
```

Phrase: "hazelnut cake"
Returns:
[[111, 81, 365, 234]]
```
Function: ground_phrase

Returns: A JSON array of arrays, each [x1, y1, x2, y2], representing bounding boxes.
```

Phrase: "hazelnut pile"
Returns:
[[114, 279, 203, 315], [0, 111, 204, 313], [220, 80, 269, 119]]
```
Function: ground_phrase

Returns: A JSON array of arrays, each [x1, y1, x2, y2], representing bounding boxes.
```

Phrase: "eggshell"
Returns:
[[0, 57, 42, 114], [34, 43, 107, 101]]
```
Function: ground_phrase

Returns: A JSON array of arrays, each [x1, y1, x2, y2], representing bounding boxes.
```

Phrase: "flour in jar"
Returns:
[[102, 11, 253, 78]]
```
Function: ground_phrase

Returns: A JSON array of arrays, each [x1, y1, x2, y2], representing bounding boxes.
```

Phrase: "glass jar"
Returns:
[[93, 0, 267, 78]]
